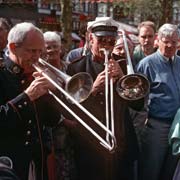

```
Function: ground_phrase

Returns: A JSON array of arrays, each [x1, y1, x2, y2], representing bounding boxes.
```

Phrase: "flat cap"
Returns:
[[87, 17, 119, 37]]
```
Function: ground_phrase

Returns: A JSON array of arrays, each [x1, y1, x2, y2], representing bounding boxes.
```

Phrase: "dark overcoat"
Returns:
[[0, 57, 61, 180], [66, 53, 139, 180]]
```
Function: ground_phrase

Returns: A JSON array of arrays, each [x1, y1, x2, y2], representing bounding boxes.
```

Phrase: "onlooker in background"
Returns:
[[66, 22, 92, 63], [65, 46, 84, 63], [43, 31, 67, 69], [43, 31, 77, 180], [0, 22, 62, 180], [66, 16, 143, 180], [112, 33, 134, 74], [136, 23, 180, 180], [133, 21, 156, 67], [131, 21, 156, 154], [0, 17, 12, 60]]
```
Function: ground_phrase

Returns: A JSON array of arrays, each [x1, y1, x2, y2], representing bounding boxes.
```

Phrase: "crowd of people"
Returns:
[[0, 16, 180, 180]]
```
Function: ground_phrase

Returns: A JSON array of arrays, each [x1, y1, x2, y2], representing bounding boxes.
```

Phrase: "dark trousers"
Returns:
[[138, 117, 178, 180]]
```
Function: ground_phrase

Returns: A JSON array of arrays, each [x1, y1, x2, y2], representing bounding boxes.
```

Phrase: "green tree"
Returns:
[[46, 0, 72, 51], [134, 0, 173, 26], [114, 0, 173, 28], [60, 0, 72, 51], [159, 0, 174, 25]]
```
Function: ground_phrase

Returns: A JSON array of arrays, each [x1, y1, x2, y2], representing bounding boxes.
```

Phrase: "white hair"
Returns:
[[7, 22, 43, 48], [43, 31, 61, 46], [158, 23, 179, 39]]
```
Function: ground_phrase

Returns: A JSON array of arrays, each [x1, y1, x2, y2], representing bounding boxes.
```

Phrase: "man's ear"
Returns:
[[9, 43, 17, 54]]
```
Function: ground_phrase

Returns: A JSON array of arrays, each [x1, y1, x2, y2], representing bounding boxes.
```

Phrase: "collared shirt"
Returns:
[[158, 49, 174, 62], [136, 50, 180, 120], [133, 45, 145, 67]]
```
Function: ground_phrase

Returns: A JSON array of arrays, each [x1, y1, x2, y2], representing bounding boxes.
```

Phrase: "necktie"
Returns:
[[169, 58, 172, 66]]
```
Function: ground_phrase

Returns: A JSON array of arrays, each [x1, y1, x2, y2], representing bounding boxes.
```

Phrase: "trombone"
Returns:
[[33, 58, 117, 152], [100, 48, 115, 147], [116, 29, 150, 101], [33, 30, 149, 152]]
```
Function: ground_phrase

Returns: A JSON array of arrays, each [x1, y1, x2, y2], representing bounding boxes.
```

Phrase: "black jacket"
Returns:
[[0, 57, 61, 180], [66, 52, 139, 180]]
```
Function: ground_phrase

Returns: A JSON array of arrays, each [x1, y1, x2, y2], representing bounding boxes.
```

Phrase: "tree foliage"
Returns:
[[43, 0, 73, 51], [114, 0, 173, 29], [60, 0, 72, 51]]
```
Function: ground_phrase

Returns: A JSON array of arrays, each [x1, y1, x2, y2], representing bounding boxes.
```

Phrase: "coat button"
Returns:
[[18, 104, 22, 108], [28, 120, 32, 124], [25, 141, 29, 146], [27, 130, 31, 135], [100, 101, 103, 105], [21, 80, 25, 84], [24, 101, 27, 106]]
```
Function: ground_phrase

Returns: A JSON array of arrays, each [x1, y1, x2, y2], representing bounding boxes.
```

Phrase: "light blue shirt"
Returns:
[[136, 50, 180, 120]]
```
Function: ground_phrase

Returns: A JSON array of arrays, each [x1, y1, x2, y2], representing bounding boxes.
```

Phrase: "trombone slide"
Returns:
[[33, 59, 117, 152]]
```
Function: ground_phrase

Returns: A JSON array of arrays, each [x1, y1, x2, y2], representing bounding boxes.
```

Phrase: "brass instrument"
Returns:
[[116, 30, 150, 101], [37, 58, 93, 103], [33, 30, 149, 152], [33, 58, 117, 152], [100, 48, 115, 147]]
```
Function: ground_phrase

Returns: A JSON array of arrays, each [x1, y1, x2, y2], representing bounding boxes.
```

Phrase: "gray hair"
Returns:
[[7, 22, 43, 47], [158, 23, 179, 39], [43, 31, 61, 46]]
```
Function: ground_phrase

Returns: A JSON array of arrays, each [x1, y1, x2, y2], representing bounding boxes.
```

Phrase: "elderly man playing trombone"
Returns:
[[0, 22, 64, 180], [63, 17, 146, 180]]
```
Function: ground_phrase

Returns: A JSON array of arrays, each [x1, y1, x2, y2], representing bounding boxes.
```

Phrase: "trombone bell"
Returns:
[[37, 58, 93, 103], [65, 72, 93, 103], [116, 74, 150, 101]]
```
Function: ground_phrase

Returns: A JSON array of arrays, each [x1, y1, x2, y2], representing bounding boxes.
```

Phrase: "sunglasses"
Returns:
[[95, 36, 116, 46]]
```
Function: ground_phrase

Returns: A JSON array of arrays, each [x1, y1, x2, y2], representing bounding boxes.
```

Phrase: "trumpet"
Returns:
[[33, 58, 117, 152]]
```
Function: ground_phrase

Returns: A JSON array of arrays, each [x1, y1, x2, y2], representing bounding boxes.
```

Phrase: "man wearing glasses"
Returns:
[[136, 23, 180, 180], [66, 17, 142, 180]]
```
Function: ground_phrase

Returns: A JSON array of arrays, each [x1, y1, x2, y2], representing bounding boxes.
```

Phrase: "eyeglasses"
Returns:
[[95, 36, 116, 46]]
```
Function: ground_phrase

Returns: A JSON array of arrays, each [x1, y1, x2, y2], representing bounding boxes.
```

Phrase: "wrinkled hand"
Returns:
[[108, 59, 124, 79], [92, 59, 124, 95], [24, 72, 55, 101]]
